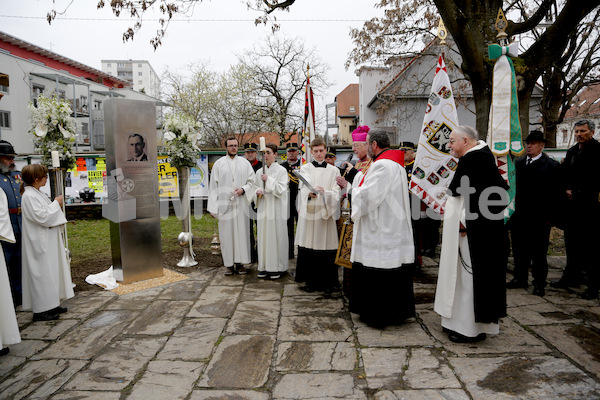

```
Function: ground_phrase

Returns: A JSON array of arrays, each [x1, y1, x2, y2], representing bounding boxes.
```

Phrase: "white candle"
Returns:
[[259, 137, 266, 151], [51, 151, 60, 168]]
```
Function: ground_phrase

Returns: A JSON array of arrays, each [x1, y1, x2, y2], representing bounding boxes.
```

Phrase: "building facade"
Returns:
[[101, 60, 161, 99]]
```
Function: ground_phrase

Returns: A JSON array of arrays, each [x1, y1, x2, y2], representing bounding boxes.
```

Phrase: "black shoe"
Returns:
[[532, 287, 545, 297], [448, 332, 486, 343], [224, 267, 235, 276], [236, 266, 248, 275], [0, 347, 9, 356], [257, 271, 268, 279], [33, 310, 59, 321], [269, 274, 281, 280], [50, 306, 68, 314], [581, 290, 599, 300], [550, 279, 573, 289], [299, 285, 315, 293], [506, 279, 528, 289]]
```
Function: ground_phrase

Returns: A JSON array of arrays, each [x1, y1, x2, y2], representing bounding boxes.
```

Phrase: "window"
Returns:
[[94, 100, 102, 110], [0, 73, 8, 93], [107, 63, 111, 67], [117, 63, 125, 67], [138, 63, 142, 67], [349, 106, 356, 112], [138, 80, 143, 84], [32, 84, 44, 107], [0, 111, 10, 128], [138, 72, 142, 76]]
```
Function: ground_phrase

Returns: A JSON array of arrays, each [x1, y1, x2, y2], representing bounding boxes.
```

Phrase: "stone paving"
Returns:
[[1, 256, 600, 399]]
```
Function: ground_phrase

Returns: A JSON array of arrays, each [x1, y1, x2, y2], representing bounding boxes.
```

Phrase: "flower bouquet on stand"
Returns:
[[162, 113, 202, 267], [28, 93, 77, 170]]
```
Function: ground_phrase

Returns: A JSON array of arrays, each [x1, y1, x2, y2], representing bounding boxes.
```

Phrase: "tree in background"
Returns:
[[347, 0, 600, 143], [238, 35, 330, 144]]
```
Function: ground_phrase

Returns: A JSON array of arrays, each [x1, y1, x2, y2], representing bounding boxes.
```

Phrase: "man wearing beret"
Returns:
[[0, 140, 22, 307], [508, 130, 559, 297]]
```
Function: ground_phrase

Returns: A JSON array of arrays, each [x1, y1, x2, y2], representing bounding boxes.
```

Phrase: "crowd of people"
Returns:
[[1, 118, 598, 355]]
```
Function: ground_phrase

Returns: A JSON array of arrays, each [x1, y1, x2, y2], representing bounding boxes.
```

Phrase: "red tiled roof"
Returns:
[[336, 84, 359, 117], [564, 83, 600, 119]]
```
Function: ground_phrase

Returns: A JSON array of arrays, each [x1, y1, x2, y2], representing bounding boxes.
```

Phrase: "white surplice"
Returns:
[[294, 163, 341, 250], [350, 159, 414, 268], [252, 162, 289, 273], [434, 196, 499, 337], [207, 155, 256, 266], [21, 186, 74, 314], [0, 189, 21, 348]]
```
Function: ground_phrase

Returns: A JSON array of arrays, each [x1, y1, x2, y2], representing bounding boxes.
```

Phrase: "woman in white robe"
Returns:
[[0, 189, 21, 355], [253, 143, 289, 279], [20, 164, 73, 321]]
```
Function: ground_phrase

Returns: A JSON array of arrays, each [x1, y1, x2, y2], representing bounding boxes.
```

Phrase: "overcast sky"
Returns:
[[1, 0, 383, 128]]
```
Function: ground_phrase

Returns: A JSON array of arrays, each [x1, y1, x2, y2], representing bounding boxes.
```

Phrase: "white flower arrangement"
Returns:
[[28, 93, 77, 169], [162, 113, 201, 169]]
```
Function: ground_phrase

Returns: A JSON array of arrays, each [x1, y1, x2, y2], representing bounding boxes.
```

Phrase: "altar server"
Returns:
[[21, 164, 73, 322], [253, 143, 289, 279]]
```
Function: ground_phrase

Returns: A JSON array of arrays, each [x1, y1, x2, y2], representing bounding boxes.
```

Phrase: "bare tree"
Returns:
[[348, 0, 600, 142], [238, 35, 331, 144], [47, 0, 298, 49]]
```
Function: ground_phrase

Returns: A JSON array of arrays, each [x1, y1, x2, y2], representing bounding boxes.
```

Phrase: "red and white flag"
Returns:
[[409, 56, 459, 215], [301, 73, 316, 164]]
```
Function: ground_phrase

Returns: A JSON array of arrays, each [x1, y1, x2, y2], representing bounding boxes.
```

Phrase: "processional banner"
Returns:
[[409, 56, 459, 215]]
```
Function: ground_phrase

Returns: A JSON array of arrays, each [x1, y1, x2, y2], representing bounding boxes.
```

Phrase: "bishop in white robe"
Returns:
[[350, 131, 415, 328], [0, 189, 21, 354], [294, 139, 341, 292], [21, 186, 74, 316], [208, 139, 256, 273], [252, 145, 289, 278]]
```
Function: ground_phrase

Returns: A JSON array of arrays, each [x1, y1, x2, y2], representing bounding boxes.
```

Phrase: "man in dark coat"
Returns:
[[0, 140, 22, 307], [551, 119, 600, 299], [508, 131, 560, 296], [435, 125, 508, 343], [280, 143, 301, 259]]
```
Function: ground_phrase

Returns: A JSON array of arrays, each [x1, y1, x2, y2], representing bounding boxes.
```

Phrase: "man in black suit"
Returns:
[[508, 130, 559, 296], [280, 143, 301, 259], [551, 120, 600, 299]]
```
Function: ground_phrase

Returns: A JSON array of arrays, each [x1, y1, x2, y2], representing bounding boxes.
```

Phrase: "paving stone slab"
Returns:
[[532, 324, 600, 378], [184, 267, 218, 280], [507, 302, 582, 325], [0, 340, 47, 378], [51, 392, 122, 400], [188, 286, 243, 318], [117, 285, 166, 300], [544, 290, 597, 306], [19, 319, 78, 340], [102, 297, 151, 310], [283, 284, 320, 297], [278, 315, 353, 342], [419, 309, 549, 355], [276, 341, 356, 371], [199, 335, 275, 388], [281, 296, 345, 316], [190, 390, 270, 400], [64, 336, 167, 391], [353, 314, 434, 347], [61, 290, 116, 318], [241, 281, 284, 301], [16, 310, 33, 327], [158, 279, 207, 301], [506, 292, 547, 308], [403, 348, 461, 389], [361, 348, 408, 389], [374, 389, 470, 400], [128, 360, 204, 400], [0, 359, 86, 399], [32, 310, 139, 360], [226, 300, 280, 335], [157, 317, 227, 361], [450, 355, 600, 399], [123, 299, 193, 335], [557, 304, 600, 324], [212, 272, 246, 286], [272, 373, 366, 399]]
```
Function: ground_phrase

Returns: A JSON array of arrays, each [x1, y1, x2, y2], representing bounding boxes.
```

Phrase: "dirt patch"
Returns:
[[566, 325, 600, 363], [540, 311, 574, 321], [72, 237, 223, 293]]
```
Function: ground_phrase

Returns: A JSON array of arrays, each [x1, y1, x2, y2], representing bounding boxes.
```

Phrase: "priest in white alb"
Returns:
[[294, 137, 341, 293], [350, 130, 415, 328], [0, 188, 21, 356], [252, 143, 289, 280], [21, 164, 74, 322], [208, 137, 256, 275]]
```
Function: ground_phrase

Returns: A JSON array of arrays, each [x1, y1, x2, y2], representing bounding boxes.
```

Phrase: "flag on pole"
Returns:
[[409, 55, 459, 215], [486, 41, 525, 222], [301, 70, 316, 164]]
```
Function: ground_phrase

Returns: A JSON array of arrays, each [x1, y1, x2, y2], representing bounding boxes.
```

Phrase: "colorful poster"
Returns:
[[157, 156, 178, 198], [88, 170, 104, 192]]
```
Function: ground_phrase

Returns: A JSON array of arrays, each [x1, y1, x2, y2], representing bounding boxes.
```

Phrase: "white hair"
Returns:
[[453, 125, 478, 141]]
